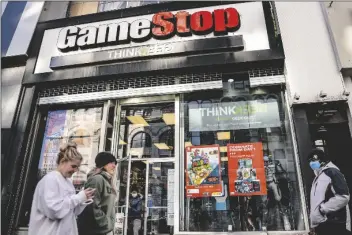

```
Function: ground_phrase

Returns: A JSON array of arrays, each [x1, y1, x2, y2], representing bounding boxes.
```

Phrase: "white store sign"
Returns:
[[35, 2, 270, 74]]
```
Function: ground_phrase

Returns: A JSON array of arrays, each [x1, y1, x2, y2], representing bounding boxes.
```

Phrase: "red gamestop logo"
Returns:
[[57, 8, 241, 52]]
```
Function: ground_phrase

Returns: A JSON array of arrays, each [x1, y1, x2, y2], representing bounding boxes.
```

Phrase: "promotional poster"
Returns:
[[227, 142, 267, 196], [185, 145, 222, 197]]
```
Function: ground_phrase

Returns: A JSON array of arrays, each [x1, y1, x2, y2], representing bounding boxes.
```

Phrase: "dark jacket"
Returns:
[[78, 169, 117, 235], [129, 196, 143, 219], [310, 162, 351, 230]]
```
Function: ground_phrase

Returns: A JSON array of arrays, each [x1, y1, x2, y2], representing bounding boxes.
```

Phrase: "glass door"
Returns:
[[113, 97, 176, 235], [145, 160, 175, 235]]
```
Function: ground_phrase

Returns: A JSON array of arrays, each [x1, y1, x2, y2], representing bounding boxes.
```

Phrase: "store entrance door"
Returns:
[[125, 159, 175, 235], [114, 97, 176, 235]]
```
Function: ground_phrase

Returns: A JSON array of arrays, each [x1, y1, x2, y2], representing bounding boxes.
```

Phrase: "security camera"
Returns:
[[343, 90, 350, 97], [293, 93, 300, 100], [319, 91, 327, 98]]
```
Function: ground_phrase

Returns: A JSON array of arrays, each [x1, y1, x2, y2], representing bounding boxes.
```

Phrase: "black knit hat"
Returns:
[[95, 152, 117, 168], [307, 148, 327, 162]]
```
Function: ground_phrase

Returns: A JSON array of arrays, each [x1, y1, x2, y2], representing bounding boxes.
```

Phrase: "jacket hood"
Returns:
[[87, 167, 112, 181], [315, 161, 339, 176]]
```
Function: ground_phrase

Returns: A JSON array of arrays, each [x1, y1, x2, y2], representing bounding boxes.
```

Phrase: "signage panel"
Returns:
[[35, 2, 269, 74], [188, 100, 281, 132], [50, 35, 244, 69]]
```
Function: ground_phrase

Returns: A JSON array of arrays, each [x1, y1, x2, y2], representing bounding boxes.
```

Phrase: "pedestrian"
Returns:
[[308, 148, 351, 235], [78, 152, 117, 235], [128, 187, 144, 235], [28, 142, 96, 235]]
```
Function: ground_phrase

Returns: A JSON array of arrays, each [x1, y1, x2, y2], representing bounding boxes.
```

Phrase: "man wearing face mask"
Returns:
[[308, 149, 351, 235], [129, 188, 143, 235]]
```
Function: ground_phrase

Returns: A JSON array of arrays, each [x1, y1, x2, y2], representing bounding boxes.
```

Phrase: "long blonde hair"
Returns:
[[57, 142, 82, 165]]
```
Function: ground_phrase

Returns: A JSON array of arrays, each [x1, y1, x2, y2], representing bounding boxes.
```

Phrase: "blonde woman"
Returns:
[[28, 142, 95, 235]]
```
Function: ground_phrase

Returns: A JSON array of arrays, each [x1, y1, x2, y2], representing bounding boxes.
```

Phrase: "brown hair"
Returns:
[[56, 142, 83, 165]]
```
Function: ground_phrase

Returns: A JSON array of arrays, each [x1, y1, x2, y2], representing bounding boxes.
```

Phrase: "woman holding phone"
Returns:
[[78, 152, 117, 235], [28, 142, 95, 235]]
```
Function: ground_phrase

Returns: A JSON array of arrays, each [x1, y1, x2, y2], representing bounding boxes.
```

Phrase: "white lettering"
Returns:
[[57, 26, 78, 51], [114, 50, 123, 58], [148, 45, 156, 55], [108, 51, 114, 59], [164, 44, 173, 52], [206, 108, 217, 116], [126, 48, 134, 57], [130, 19, 151, 40], [155, 44, 163, 54], [97, 22, 129, 44], [219, 107, 228, 116], [228, 106, 236, 115], [76, 26, 97, 47]]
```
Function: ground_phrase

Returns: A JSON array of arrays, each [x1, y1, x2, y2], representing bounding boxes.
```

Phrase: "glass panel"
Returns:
[[140, 0, 159, 6], [118, 103, 175, 159], [181, 86, 305, 232], [126, 1, 141, 8], [146, 162, 174, 235], [98, 1, 127, 12], [68, 1, 99, 17], [127, 161, 147, 235], [38, 108, 103, 191], [20, 106, 103, 227], [104, 102, 116, 152]]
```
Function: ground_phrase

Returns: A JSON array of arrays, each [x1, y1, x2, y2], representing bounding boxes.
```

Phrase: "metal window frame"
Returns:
[[38, 81, 223, 105], [117, 95, 179, 235], [173, 91, 310, 235]]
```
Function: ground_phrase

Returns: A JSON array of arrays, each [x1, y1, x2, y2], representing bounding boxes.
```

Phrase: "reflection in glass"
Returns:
[[116, 102, 175, 235], [118, 103, 175, 159], [181, 89, 305, 232]]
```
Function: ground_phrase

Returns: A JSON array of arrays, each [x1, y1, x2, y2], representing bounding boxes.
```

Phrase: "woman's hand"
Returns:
[[84, 188, 96, 200]]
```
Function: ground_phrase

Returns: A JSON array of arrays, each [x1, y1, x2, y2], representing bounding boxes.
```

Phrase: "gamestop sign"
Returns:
[[58, 8, 240, 52], [35, 2, 270, 73]]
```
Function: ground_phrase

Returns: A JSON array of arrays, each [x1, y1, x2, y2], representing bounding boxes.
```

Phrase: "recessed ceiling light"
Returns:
[[185, 142, 193, 147], [154, 143, 170, 150], [126, 115, 149, 126], [217, 132, 230, 140], [162, 113, 175, 125]]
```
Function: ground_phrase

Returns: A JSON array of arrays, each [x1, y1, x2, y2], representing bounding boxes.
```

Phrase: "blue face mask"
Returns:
[[309, 161, 321, 170]]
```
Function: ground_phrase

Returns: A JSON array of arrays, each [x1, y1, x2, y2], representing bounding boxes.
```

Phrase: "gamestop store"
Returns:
[[5, 2, 309, 235]]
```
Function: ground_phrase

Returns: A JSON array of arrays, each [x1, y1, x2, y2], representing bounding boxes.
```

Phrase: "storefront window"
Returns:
[[19, 106, 104, 227], [180, 84, 305, 232], [38, 108, 103, 191], [67, 1, 169, 17]]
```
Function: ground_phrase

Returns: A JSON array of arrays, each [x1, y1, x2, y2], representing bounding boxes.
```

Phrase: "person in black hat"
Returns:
[[78, 152, 117, 235], [308, 148, 351, 235]]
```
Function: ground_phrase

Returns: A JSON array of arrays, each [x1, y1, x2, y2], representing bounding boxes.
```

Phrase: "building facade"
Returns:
[[2, 1, 352, 235], [1, 2, 44, 234]]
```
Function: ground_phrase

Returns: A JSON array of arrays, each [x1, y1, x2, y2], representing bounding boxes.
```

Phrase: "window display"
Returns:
[[38, 107, 102, 191], [181, 86, 305, 232]]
